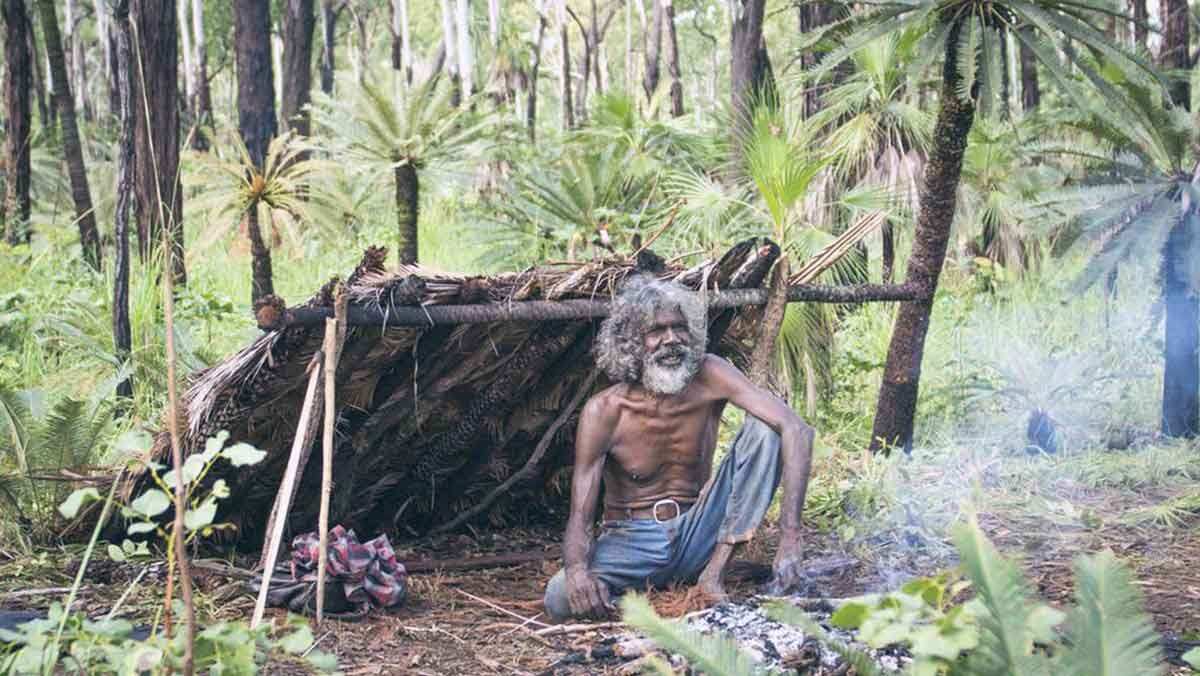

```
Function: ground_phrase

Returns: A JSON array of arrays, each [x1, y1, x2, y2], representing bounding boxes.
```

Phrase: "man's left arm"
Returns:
[[704, 356, 816, 592]]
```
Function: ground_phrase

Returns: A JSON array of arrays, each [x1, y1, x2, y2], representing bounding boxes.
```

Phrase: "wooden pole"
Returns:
[[256, 282, 926, 331], [316, 317, 337, 624], [251, 353, 323, 630]]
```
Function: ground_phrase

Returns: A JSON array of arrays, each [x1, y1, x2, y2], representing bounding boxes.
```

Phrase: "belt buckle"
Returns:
[[652, 499, 681, 523]]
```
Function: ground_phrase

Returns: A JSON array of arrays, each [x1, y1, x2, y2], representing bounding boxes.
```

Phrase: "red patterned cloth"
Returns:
[[289, 525, 407, 609]]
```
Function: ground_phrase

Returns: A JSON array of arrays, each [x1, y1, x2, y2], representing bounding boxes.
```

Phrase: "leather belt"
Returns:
[[604, 498, 693, 523]]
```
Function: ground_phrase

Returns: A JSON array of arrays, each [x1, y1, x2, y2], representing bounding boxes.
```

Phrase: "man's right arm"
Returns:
[[561, 394, 615, 617]]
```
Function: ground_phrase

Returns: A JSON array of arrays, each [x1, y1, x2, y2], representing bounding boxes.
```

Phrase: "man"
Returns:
[[542, 275, 815, 620]]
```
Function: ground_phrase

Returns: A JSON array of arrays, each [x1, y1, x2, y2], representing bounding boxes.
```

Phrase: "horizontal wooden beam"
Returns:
[[255, 282, 926, 331]]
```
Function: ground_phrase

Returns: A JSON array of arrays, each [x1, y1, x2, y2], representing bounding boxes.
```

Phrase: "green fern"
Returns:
[[620, 593, 763, 676], [1056, 551, 1164, 676]]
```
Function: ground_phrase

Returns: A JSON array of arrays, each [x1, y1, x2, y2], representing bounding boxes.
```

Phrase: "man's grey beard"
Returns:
[[641, 345, 703, 395]]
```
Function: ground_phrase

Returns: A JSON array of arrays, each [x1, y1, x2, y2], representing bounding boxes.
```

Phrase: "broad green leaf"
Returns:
[[162, 454, 206, 488], [223, 442, 266, 467], [107, 544, 126, 562], [127, 521, 157, 535], [184, 497, 219, 532], [307, 650, 339, 672], [113, 429, 153, 455], [1182, 647, 1200, 670], [1027, 604, 1066, 644], [130, 489, 171, 518], [279, 624, 314, 654], [831, 601, 871, 629], [59, 487, 101, 519], [211, 479, 230, 499], [203, 430, 231, 462]]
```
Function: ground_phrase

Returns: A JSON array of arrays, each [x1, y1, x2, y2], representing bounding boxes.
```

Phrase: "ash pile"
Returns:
[[596, 597, 910, 675]]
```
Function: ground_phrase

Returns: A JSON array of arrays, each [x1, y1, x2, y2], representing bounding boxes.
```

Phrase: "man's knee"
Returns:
[[543, 570, 572, 620]]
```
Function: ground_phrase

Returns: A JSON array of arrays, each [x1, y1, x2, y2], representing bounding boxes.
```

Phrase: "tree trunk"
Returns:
[[399, 0, 411, 83], [235, 0, 277, 301], [95, 0, 117, 120], [662, 0, 683, 116], [1132, 0, 1148, 50], [131, 0, 185, 284], [574, 12, 592, 120], [559, 5, 573, 130], [881, 221, 895, 283], [456, 0, 473, 99], [280, 0, 315, 138], [27, 23, 48, 129], [389, 0, 402, 71], [35, 0, 100, 271], [869, 23, 976, 454], [527, 2, 546, 142], [3, 0, 32, 245], [319, 0, 339, 95], [1160, 0, 1189, 108], [113, 0, 134, 399], [730, 0, 770, 126], [395, 162, 419, 264], [177, 0, 193, 107], [440, 0, 461, 105], [798, 2, 844, 117], [642, 0, 661, 102], [190, 0, 210, 150], [1018, 27, 1039, 111], [1162, 219, 1199, 437]]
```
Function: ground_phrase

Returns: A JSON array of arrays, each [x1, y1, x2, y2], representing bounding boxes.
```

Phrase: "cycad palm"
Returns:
[[312, 74, 498, 264], [1050, 71, 1200, 436], [810, 0, 1161, 452]]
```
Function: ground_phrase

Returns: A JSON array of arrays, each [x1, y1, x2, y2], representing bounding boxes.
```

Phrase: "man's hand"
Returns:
[[765, 529, 806, 596], [565, 565, 612, 618]]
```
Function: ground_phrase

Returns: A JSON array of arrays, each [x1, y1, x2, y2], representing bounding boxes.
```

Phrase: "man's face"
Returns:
[[641, 307, 701, 395]]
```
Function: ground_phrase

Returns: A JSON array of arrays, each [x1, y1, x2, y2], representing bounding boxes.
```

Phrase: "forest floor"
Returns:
[[2, 449, 1199, 674]]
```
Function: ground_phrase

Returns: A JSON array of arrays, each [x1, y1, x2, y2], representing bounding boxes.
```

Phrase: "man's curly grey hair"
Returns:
[[594, 275, 708, 383]]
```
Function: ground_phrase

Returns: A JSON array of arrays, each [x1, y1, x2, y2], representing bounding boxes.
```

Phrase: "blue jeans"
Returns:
[[543, 417, 782, 619]]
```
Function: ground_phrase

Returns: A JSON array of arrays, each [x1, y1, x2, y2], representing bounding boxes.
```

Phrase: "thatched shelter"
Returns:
[[122, 239, 804, 548]]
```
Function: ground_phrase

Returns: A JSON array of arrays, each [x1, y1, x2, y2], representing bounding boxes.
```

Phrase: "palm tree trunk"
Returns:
[[132, 0, 186, 285], [190, 0, 211, 150], [527, 2, 546, 141], [113, 0, 135, 400], [1162, 220, 1199, 436], [869, 24, 975, 453], [235, 0, 277, 302], [281, 0, 315, 138], [662, 0, 683, 116], [1019, 27, 1039, 111], [642, 0, 662, 102], [395, 163, 419, 265], [3, 0, 32, 245], [35, 0, 101, 271], [319, 0, 339, 95]]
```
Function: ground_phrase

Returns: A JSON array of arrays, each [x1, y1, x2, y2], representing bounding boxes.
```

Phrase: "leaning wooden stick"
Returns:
[[251, 352, 323, 630], [316, 317, 338, 625]]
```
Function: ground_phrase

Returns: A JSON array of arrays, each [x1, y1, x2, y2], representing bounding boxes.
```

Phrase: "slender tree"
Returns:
[[234, 0, 277, 301], [389, 0, 403, 71], [662, 0, 683, 116], [1132, 0, 1147, 50], [439, 0, 461, 105], [131, 0, 185, 284], [1018, 27, 1039, 110], [177, 0, 193, 106], [281, 0, 316, 138], [3, 0, 32, 246], [65, 0, 91, 121], [455, 0, 472, 98], [29, 23, 51, 129], [113, 0, 134, 400], [96, 0, 120, 120], [798, 2, 846, 117], [642, 0, 662, 102], [527, 0, 547, 141], [35, 0, 101, 270], [1160, 0, 1189, 108], [319, 0, 343, 95], [558, 0, 573, 129], [190, 0, 210, 150], [730, 0, 773, 127]]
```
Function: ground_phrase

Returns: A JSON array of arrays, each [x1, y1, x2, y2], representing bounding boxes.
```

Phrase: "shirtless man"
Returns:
[[542, 275, 816, 620]]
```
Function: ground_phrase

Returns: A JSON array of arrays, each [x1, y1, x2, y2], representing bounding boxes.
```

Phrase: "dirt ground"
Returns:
[[2, 491, 1198, 674]]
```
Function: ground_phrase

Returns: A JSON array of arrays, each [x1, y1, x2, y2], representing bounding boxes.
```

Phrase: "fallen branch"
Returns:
[[257, 283, 925, 330], [0, 587, 76, 600], [534, 621, 624, 636], [453, 588, 552, 628]]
